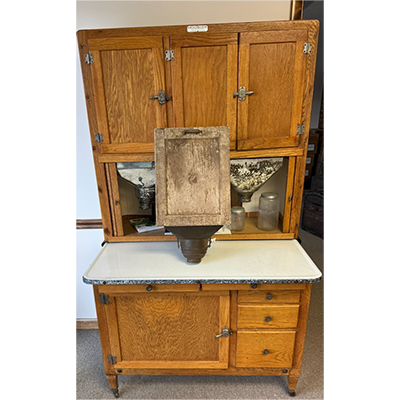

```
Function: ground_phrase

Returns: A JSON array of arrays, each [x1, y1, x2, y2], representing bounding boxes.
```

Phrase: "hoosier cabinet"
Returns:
[[77, 20, 321, 397]]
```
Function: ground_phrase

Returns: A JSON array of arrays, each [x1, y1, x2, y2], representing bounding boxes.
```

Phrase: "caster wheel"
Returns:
[[289, 390, 296, 397], [111, 389, 119, 398]]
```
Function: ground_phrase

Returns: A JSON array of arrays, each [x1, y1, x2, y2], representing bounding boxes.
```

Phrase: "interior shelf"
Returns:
[[107, 217, 294, 242]]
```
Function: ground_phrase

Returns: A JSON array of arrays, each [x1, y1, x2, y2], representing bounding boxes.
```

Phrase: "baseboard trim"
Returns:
[[77, 319, 98, 329]]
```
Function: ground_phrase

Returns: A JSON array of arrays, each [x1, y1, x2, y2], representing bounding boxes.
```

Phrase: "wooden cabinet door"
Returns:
[[88, 36, 168, 154], [237, 29, 308, 150], [102, 290, 230, 369], [170, 34, 238, 149]]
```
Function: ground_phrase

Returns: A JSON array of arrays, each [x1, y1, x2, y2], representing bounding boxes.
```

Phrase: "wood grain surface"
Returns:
[[237, 304, 300, 329], [236, 330, 296, 368], [238, 290, 301, 304]]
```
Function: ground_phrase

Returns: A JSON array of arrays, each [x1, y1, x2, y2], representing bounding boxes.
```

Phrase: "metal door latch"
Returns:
[[233, 86, 254, 101], [150, 90, 171, 105], [215, 327, 233, 338]]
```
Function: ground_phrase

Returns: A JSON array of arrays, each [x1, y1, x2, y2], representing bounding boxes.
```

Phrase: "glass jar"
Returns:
[[257, 192, 279, 231], [230, 206, 245, 231]]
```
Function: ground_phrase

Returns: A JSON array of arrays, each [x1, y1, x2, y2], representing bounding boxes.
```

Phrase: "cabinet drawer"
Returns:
[[99, 284, 200, 295], [238, 290, 300, 304], [236, 331, 296, 368], [238, 304, 299, 329]]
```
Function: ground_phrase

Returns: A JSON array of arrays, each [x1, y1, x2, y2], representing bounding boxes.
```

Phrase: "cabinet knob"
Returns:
[[264, 316, 272, 322], [263, 349, 269, 355], [266, 293, 273, 300], [250, 283, 257, 289], [146, 285, 153, 292]]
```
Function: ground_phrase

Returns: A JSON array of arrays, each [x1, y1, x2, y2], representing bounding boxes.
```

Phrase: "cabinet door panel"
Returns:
[[237, 30, 308, 150], [89, 36, 167, 153], [171, 34, 238, 149], [104, 291, 230, 369]]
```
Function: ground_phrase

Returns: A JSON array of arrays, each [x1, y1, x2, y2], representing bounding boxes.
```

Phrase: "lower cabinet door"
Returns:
[[236, 330, 296, 368], [103, 291, 230, 369]]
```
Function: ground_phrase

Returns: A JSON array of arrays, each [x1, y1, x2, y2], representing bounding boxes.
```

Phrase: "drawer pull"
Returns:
[[264, 316, 272, 322], [266, 293, 273, 300], [263, 349, 270, 355], [146, 285, 153, 292], [250, 283, 257, 289]]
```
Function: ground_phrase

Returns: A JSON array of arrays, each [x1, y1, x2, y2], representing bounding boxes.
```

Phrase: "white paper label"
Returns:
[[187, 25, 208, 32]]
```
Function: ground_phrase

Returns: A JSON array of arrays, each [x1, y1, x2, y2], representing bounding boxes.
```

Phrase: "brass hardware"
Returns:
[[303, 42, 313, 54], [233, 86, 254, 101], [263, 349, 269, 355], [215, 327, 233, 338], [150, 90, 170, 105], [250, 283, 257, 289], [266, 293, 273, 300], [146, 285, 153, 291], [265, 316, 272, 322]]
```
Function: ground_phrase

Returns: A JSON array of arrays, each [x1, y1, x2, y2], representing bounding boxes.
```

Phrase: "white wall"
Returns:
[[76, 1, 291, 319]]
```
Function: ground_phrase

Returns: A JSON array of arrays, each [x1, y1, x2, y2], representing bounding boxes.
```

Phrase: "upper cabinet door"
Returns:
[[170, 34, 238, 149], [237, 30, 309, 151], [88, 36, 168, 154]]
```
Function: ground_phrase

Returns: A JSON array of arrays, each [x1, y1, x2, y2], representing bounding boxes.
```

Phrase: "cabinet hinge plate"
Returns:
[[84, 53, 94, 64], [94, 133, 103, 143], [107, 354, 117, 364], [296, 125, 305, 135], [165, 50, 175, 61], [99, 293, 109, 304], [303, 43, 313, 54]]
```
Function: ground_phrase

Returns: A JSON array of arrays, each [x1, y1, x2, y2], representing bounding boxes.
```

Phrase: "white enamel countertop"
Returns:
[[83, 240, 322, 285]]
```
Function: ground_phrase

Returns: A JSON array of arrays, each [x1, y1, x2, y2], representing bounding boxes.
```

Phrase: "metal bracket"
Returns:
[[233, 86, 254, 101], [303, 43, 313, 54], [296, 125, 305, 135], [84, 53, 94, 64], [107, 354, 117, 365], [99, 293, 110, 304], [165, 50, 175, 61], [94, 133, 103, 142]]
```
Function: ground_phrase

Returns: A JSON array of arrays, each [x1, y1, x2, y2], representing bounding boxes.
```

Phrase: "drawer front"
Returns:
[[236, 331, 296, 368], [237, 304, 299, 329], [238, 290, 300, 304], [100, 284, 200, 295]]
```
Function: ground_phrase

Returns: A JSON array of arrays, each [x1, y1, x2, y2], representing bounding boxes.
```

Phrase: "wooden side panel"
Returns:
[[88, 36, 167, 153], [171, 34, 238, 149], [104, 291, 230, 369], [237, 30, 308, 150]]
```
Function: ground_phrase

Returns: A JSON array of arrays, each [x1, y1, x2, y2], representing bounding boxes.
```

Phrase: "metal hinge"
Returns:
[[94, 133, 103, 143], [165, 50, 175, 61], [108, 354, 117, 365], [84, 53, 94, 64], [296, 125, 305, 135], [303, 43, 313, 54], [99, 293, 109, 304]]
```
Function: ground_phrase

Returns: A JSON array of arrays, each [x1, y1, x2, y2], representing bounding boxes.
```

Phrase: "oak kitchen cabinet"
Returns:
[[77, 20, 319, 243], [84, 241, 322, 397], [78, 20, 318, 155], [77, 20, 321, 398]]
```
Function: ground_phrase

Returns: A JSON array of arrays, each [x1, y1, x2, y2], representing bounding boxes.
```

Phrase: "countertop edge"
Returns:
[[82, 276, 322, 285]]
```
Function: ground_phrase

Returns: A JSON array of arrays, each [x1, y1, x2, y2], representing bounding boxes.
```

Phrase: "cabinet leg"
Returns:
[[288, 374, 299, 397], [106, 375, 119, 398]]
